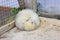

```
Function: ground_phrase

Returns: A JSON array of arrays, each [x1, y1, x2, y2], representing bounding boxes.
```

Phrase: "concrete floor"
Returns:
[[0, 17, 60, 40]]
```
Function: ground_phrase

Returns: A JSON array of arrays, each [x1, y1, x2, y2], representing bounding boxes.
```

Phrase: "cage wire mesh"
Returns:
[[0, 11, 15, 27], [0, 0, 25, 27], [1, 0, 60, 27]]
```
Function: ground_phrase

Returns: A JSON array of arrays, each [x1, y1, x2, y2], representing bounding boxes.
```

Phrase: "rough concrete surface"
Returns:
[[0, 17, 60, 40]]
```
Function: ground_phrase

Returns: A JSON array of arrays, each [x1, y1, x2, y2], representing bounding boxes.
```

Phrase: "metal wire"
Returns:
[[0, 11, 15, 27], [0, 0, 25, 27]]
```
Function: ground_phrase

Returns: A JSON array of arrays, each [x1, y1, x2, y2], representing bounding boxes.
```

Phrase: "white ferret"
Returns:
[[15, 9, 40, 31]]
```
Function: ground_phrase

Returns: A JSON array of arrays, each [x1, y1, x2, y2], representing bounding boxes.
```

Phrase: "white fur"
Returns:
[[15, 9, 40, 31]]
